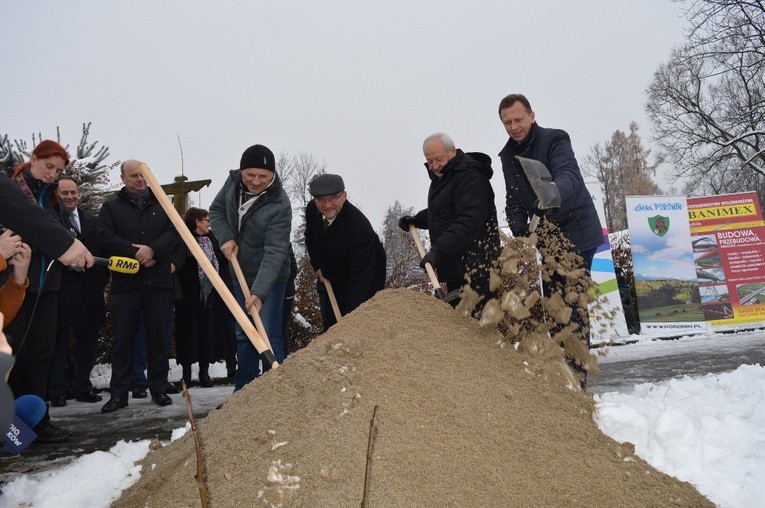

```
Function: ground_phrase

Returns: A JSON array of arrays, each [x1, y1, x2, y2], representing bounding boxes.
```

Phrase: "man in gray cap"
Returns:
[[305, 174, 386, 330]]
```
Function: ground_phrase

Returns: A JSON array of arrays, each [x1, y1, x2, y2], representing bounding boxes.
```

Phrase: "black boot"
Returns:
[[199, 364, 213, 388], [33, 405, 71, 443]]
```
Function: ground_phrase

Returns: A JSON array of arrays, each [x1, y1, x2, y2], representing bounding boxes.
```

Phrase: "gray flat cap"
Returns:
[[309, 174, 345, 197]]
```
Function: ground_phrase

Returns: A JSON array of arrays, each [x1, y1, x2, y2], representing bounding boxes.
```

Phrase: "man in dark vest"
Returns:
[[305, 174, 386, 330]]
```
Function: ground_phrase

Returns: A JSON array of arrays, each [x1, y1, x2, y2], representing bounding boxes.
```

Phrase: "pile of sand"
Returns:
[[115, 289, 711, 507]]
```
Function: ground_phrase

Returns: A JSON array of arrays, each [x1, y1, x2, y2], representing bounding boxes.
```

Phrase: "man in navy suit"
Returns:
[[48, 177, 109, 406]]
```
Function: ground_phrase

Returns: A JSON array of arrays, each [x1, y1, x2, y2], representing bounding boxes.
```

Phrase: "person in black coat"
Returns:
[[305, 174, 386, 330], [3, 140, 79, 443], [497, 93, 603, 384], [399, 133, 501, 313], [175, 207, 235, 387], [98, 160, 179, 412], [48, 177, 109, 406]]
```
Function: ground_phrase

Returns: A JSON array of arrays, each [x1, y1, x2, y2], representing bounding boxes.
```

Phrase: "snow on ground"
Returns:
[[2, 331, 764, 507]]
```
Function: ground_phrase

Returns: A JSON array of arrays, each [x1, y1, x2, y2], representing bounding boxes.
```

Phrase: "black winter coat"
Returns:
[[0, 172, 74, 261], [98, 188, 179, 293], [58, 208, 109, 328], [412, 150, 501, 284], [4, 169, 69, 293], [305, 199, 386, 314], [499, 123, 603, 253]]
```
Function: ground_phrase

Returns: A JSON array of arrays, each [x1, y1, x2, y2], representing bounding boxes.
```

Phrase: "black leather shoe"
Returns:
[[101, 396, 128, 413], [75, 391, 103, 403], [199, 373, 213, 388], [33, 420, 71, 443], [132, 386, 148, 399], [50, 394, 67, 407], [151, 393, 172, 406], [164, 382, 181, 394]]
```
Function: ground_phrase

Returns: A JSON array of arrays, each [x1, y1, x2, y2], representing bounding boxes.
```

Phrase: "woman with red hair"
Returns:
[[5, 139, 74, 443]]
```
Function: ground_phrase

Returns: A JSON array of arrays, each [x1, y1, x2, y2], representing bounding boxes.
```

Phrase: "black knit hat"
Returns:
[[309, 174, 345, 197], [240, 144, 275, 172]]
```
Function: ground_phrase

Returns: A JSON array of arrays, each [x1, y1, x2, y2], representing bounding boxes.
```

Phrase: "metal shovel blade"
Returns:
[[515, 156, 561, 209]]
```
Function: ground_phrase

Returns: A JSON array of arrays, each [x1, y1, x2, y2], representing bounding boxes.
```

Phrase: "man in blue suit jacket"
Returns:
[[498, 93, 603, 386]]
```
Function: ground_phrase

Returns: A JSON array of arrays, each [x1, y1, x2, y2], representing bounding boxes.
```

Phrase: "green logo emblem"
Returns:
[[648, 215, 670, 237]]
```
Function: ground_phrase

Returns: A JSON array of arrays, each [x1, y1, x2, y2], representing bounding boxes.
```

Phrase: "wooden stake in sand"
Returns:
[[138, 162, 278, 369], [361, 405, 379, 508], [182, 383, 209, 508]]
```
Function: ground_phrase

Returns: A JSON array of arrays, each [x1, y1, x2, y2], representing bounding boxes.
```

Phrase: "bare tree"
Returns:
[[646, 0, 765, 202], [583, 123, 661, 231], [277, 150, 327, 249]]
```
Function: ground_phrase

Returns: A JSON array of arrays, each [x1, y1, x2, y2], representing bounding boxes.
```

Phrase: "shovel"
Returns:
[[515, 156, 561, 232], [229, 255, 275, 353], [408, 224, 447, 300], [321, 276, 343, 322]]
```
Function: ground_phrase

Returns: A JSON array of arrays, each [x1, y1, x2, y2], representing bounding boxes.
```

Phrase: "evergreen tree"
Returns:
[[0, 123, 118, 213], [381, 200, 428, 292]]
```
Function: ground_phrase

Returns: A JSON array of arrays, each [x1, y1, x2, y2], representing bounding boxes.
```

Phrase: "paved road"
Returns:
[[1, 383, 232, 477], [589, 332, 765, 395]]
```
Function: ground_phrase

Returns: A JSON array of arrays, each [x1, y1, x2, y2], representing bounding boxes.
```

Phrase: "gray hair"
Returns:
[[423, 132, 455, 152]]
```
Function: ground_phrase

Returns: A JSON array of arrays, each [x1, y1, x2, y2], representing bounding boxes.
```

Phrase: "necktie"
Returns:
[[323, 218, 330, 230], [70, 212, 81, 234]]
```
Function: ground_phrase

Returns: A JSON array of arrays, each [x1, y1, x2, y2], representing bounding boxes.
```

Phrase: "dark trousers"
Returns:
[[109, 288, 172, 397], [131, 302, 174, 388], [49, 325, 100, 397], [6, 291, 58, 400]]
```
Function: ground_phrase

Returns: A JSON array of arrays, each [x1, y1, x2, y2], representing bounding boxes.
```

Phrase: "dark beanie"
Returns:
[[309, 174, 345, 197], [240, 144, 275, 172]]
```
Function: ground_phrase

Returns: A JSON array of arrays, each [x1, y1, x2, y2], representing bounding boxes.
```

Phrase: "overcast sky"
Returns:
[[2, 0, 688, 231]]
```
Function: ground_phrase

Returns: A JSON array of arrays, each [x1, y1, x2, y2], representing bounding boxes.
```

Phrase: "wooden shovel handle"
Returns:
[[322, 276, 343, 322], [228, 255, 274, 352], [408, 224, 446, 300], [138, 163, 278, 370]]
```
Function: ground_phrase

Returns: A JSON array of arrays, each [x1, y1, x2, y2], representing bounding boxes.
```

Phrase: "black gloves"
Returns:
[[399, 215, 416, 232], [419, 250, 440, 270], [514, 225, 531, 238]]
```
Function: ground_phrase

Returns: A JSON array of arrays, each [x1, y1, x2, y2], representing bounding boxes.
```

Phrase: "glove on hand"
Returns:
[[514, 225, 531, 238], [419, 250, 440, 270], [399, 215, 416, 232]]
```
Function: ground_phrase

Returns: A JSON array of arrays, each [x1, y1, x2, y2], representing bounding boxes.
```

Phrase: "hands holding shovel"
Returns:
[[402, 221, 447, 301]]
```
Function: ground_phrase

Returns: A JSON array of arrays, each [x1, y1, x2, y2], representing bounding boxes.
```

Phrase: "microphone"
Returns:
[[71, 256, 140, 274], [94, 256, 140, 274]]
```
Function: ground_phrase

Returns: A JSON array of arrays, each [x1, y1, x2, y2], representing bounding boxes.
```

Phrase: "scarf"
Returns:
[[197, 235, 218, 305]]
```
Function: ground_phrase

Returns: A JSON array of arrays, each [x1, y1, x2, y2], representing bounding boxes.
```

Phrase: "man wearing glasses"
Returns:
[[398, 132, 501, 314], [304, 174, 386, 330]]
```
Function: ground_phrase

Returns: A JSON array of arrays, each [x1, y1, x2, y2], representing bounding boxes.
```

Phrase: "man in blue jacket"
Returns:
[[498, 93, 602, 384]]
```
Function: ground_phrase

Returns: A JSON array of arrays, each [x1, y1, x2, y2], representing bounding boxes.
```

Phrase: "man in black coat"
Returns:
[[498, 93, 603, 383], [399, 133, 501, 312], [98, 160, 179, 412], [48, 177, 109, 406], [305, 174, 386, 330]]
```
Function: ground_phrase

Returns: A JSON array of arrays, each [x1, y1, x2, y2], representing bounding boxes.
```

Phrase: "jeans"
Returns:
[[233, 279, 287, 391]]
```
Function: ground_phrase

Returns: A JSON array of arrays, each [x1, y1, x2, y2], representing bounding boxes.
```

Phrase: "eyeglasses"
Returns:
[[314, 192, 343, 205], [198, 218, 210, 222]]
